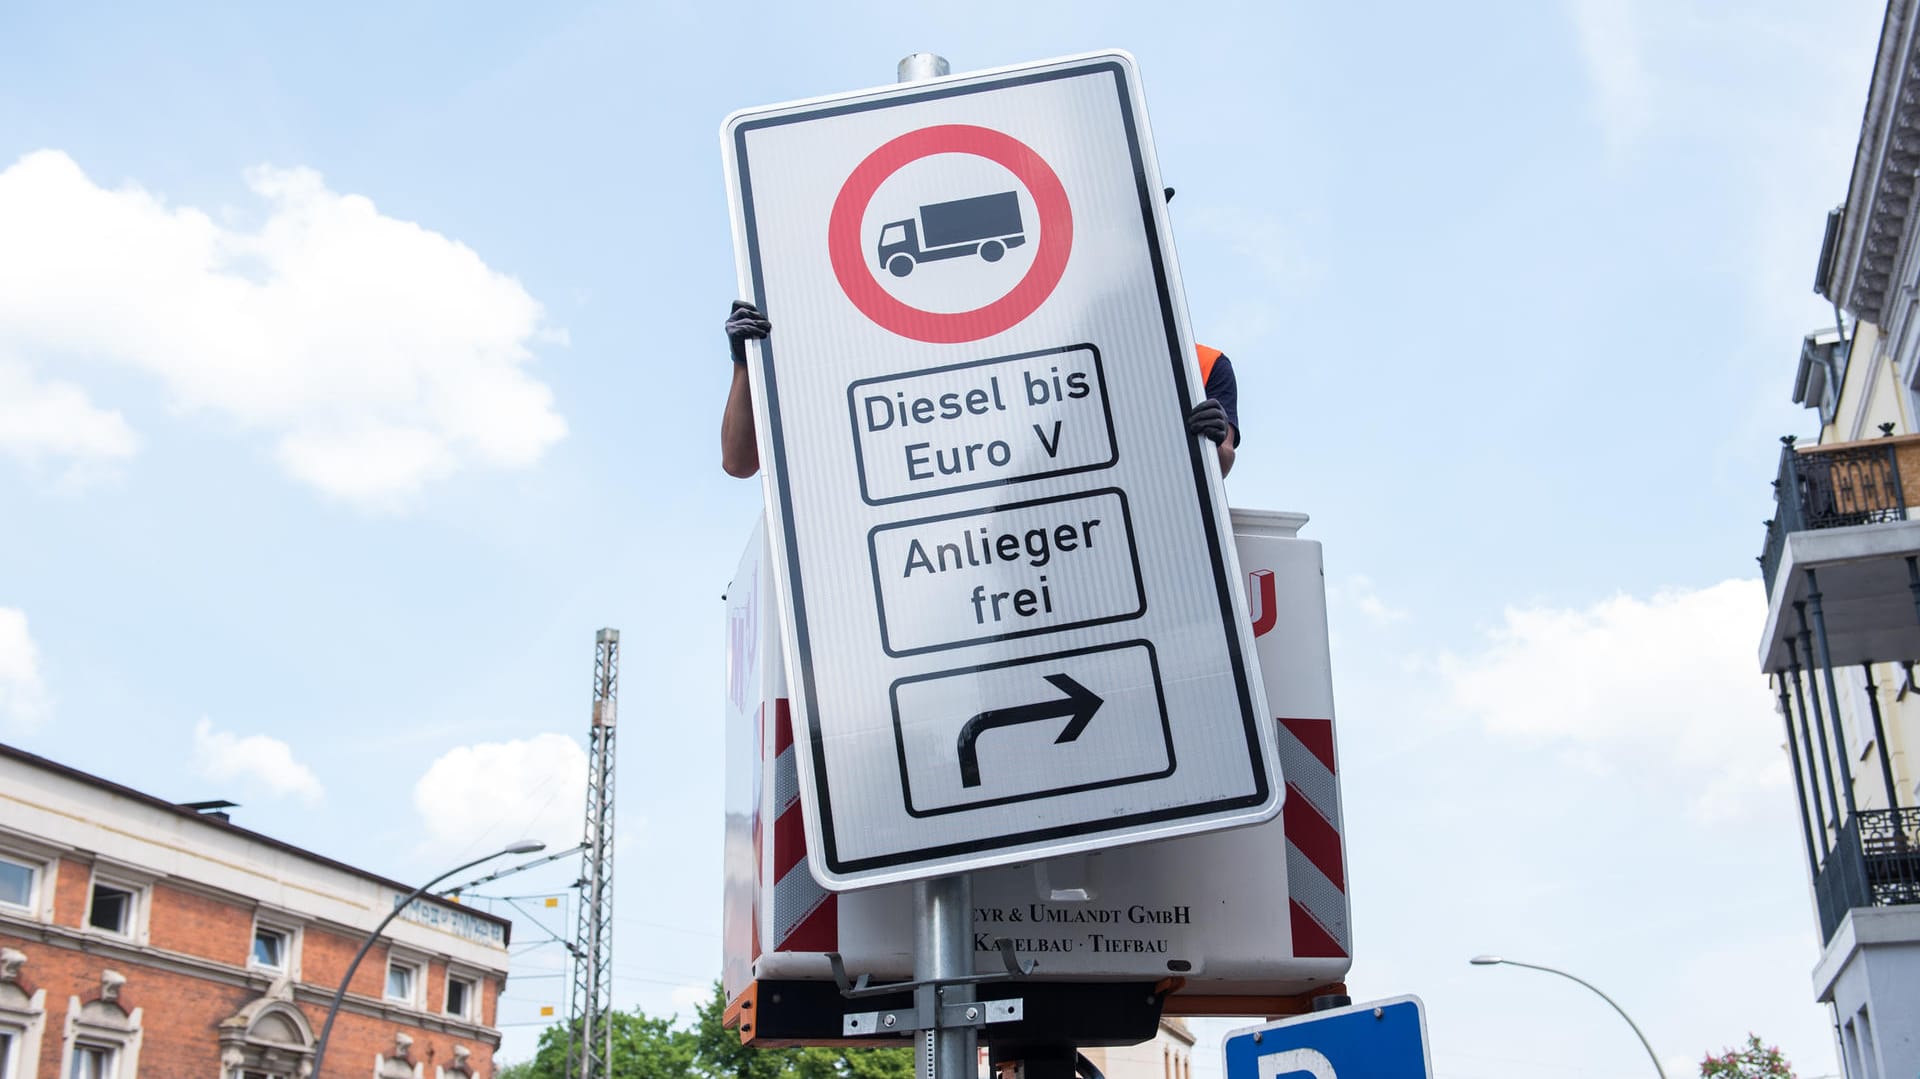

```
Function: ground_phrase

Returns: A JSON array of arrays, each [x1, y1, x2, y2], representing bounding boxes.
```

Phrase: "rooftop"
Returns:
[[0, 741, 511, 937]]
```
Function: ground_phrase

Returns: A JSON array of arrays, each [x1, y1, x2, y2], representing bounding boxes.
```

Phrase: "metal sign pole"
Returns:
[[916, 874, 975, 1078], [896, 53, 967, 1079], [897, 51, 951, 83]]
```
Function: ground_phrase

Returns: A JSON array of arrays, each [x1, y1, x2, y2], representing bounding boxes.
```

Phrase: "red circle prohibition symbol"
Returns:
[[829, 124, 1073, 344]]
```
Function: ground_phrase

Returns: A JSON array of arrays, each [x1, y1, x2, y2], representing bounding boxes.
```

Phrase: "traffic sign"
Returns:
[[721, 509, 1353, 1009], [1224, 998, 1433, 1079], [721, 51, 1280, 888]]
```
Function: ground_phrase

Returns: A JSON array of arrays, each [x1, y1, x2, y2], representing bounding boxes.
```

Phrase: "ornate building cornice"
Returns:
[[1834, 0, 1920, 325]]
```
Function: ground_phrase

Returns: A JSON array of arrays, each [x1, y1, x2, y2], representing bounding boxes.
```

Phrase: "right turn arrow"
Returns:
[[956, 673, 1104, 789]]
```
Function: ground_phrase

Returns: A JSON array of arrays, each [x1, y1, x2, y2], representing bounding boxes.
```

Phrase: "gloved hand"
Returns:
[[725, 300, 771, 364], [1187, 398, 1230, 444]]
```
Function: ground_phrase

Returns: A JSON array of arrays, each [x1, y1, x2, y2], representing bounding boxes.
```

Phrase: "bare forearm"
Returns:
[[721, 363, 760, 477], [1217, 431, 1235, 476]]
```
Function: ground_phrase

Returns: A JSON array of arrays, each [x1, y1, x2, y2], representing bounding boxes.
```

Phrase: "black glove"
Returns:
[[725, 300, 771, 364], [1187, 398, 1230, 444]]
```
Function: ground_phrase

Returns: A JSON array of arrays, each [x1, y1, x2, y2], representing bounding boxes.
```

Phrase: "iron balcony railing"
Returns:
[[1812, 806, 1920, 942], [1759, 436, 1908, 593]]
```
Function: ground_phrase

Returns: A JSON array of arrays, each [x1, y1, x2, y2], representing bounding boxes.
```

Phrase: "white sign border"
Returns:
[[720, 49, 1279, 888]]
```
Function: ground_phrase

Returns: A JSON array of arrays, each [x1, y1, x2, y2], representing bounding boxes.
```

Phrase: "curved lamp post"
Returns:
[[310, 840, 545, 1077], [1470, 956, 1667, 1079]]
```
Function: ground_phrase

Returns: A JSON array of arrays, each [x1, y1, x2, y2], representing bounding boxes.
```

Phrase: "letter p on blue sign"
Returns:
[[1258, 1050, 1336, 1079], [1224, 997, 1431, 1079]]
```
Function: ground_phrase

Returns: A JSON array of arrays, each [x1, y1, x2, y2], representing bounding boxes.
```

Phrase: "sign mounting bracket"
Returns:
[[832, 941, 1034, 1038]]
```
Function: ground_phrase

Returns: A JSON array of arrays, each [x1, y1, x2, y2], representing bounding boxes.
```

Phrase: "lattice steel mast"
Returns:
[[565, 628, 618, 1079]]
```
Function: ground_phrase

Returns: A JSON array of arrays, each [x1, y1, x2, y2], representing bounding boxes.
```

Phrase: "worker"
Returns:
[[719, 302, 1239, 477]]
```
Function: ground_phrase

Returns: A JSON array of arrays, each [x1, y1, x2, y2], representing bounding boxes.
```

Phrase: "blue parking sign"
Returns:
[[1223, 997, 1432, 1079]]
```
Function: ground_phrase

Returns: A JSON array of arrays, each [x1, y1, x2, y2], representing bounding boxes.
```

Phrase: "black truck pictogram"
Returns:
[[877, 191, 1026, 277]]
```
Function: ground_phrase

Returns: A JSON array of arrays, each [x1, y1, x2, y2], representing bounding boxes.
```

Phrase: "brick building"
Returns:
[[0, 744, 513, 1078]]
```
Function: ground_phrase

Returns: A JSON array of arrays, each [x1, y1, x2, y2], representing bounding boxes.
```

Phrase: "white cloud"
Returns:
[[413, 733, 586, 863], [0, 359, 138, 466], [0, 608, 51, 735], [192, 717, 325, 804], [1434, 579, 1784, 820], [0, 150, 566, 505]]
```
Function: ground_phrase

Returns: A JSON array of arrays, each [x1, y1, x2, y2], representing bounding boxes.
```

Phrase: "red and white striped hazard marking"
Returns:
[[769, 700, 837, 951], [1278, 716, 1347, 957], [759, 688, 1341, 960]]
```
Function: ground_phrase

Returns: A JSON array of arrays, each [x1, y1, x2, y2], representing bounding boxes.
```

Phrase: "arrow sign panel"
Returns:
[[958, 673, 1103, 787], [892, 642, 1172, 818]]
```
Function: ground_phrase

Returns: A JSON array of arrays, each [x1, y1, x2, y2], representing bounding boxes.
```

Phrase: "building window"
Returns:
[[59, 976, 140, 1078], [246, 918, 300, 979], [0, 948, 45, 1075], [250, 927, 287, 972], [216, 995, 312, 1079], [68, 1043, 114, 1079], [384, 961, 416, 1004], [0, 845, 57, 923], [0, 859, 30, 912], [444, 975, 473, 1020], [86, 885, 133, 936], [0, 947, 48, 1079]]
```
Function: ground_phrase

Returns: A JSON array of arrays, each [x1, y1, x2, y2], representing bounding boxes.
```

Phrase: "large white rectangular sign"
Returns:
[[722, 51, 1280, 888]]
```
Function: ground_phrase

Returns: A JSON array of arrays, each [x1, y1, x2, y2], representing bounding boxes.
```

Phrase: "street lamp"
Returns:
[[1469, 955, 1668, 1079], [310, 840, 546, 1077]]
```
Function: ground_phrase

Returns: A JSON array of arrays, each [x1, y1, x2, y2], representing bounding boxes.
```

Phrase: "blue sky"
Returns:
[[0, 1, 1887, 1075]]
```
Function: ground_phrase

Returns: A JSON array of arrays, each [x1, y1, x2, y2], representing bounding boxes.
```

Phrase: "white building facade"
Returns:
[[1758, 3, 1920, 1076]]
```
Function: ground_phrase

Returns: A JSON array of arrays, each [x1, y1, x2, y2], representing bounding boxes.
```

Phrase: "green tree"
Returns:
[[508, 1009, 698, 1079], [1700, 1034, 1795, 1078], [500, 984, 912, 1079]]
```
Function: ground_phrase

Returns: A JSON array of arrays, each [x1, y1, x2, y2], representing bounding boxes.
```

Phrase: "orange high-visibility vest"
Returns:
[[1196, 344, 1223, 386]]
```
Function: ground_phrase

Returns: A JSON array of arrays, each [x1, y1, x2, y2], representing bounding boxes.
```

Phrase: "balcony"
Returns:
[[1760, 434, 1912, 594], [1813, 808, 1920, 941], [1758, 433, 1920, 675]]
